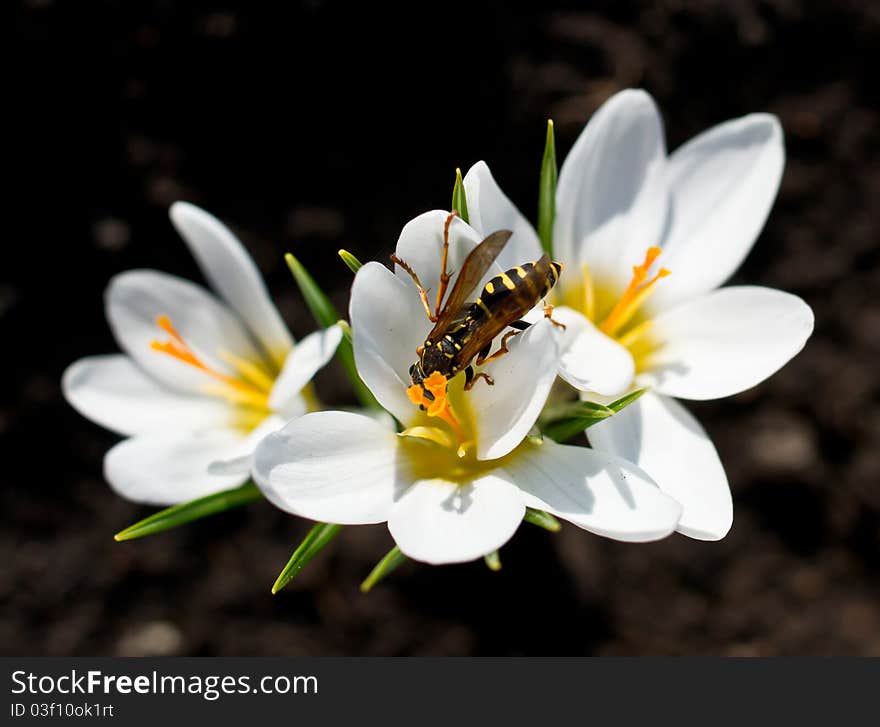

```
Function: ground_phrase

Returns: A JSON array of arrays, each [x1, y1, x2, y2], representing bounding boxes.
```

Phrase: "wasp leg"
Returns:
[[476, 329, 521, 366], [543, 303, 567, 330], [433, 210, 459, 319], [509, 319, 531, 331], [390, 253, 436, 322], [464, 365, 494, 391]]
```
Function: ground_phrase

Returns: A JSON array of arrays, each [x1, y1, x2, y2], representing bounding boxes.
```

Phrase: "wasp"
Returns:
[[392, 211, 564, 399]]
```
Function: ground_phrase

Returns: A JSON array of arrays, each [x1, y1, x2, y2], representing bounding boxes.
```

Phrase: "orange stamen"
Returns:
[[150, 315, 268, 405], [599, 247, 670, 336], [406, 372, 466, 442]]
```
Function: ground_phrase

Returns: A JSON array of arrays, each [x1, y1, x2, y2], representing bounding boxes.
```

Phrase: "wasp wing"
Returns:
[[426, 229, 513, 340]]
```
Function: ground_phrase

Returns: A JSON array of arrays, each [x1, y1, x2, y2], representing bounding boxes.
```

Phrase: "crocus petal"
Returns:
[[207, 456, 252, 476], [649, 114, 785, 311], [104, 428, 253, 505], [505, 438, 682, 542], [552, 306, 635, 396], [463, 161, 543, 269], [206, 414, 286, 477], [268, 325, 343, 416], [468, 319, 559, 460], [252, 411, 407, 524], [62, 355, 233, 436], [106, 270, 265, 393], [639, 286, 814, 400], [388, 474, 524, 564], [587, 391, 731, 540], [555, 89, 669, 295], [350, 262, 429, 424], [393, 210, 488, 303], [170, 202, 293, 368]]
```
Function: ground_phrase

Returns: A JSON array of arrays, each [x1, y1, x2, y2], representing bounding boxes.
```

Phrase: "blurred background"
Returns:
[[4, 0, 879, 655]]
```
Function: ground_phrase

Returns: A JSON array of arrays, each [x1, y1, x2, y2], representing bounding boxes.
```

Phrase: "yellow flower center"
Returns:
[[150, 315, 277, 429], [562, 247, 671, 371], [400, 371, 530, 480], [406, 371, 469, 451]]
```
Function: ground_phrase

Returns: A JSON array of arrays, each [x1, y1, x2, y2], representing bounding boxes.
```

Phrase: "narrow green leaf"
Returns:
[[537, 119, 557, 255], [484, 550, 502, 571], [539, 400, 614, 443], [542, 414, 610, 443], [285, 252, 339, 328], [337, 319, 353, 344], [540, 389, 649, 443], [451, 167, 470, 224], [114, 482, 262, 541], [284, 253, 378, 409], [338, 249, 363, 274], [608, 387, 647, 412], [540, 399, 614, 424], [523, 508, 562, 532], [272, 522, 343, 594], [360, 545, 408, 593]]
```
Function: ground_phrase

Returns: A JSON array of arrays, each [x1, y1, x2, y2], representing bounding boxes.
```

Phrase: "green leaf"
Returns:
[[284, 252, 378, 409], [114, 482, 262, 541], [451, 167, 470, 224], [523, 508, 562, 532], [360, 545, 408, 593], [539, 389, 649, 443], [285, 252, 339, 329], [608, 387, 647, 412], [539, 400, 614, 443], [272, 522, 343, 594], [338, 249, 363, 274], [537, 119, 557, 255], [337, 319, 353, 344], [484, 550, 502, 571]]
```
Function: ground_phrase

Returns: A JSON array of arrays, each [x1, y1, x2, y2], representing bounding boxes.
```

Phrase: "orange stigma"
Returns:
[[406, 372, 466, 442], [150, 315, 270, 408], [599, 247, 670, 336]]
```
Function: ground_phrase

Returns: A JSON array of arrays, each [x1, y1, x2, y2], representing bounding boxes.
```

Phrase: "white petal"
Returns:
[[208, 455, 252, 476], [350, 262, 428, 424], [268, 325, 343, 416], [393, 210, 500, 305], [106, 270, 265, 393], [169, 202, 293, 368], [207, 414, 286, 477], [104, 428, 253, 506], [505, 438, 681, 542], [463, 161, 543, 268], [588, 391, 731, 540], [649, 114, 785, 311], [468, 319, 559, 460], [639, 286, 814, 400], [555, 89, 669, 294], [388, 474, 524, 564], [62, 355, 233, 436], [552, 306, 635, 396], [252, 411, 406, 524]]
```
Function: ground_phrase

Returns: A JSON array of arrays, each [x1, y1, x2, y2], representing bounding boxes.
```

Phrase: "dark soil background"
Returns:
[[4, 0, 879, 655]]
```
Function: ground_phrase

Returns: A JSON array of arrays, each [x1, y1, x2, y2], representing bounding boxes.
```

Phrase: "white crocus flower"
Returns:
[[252, 210, 682, 565], [63, 202, 342, 505], [461, 89, 814, 541]]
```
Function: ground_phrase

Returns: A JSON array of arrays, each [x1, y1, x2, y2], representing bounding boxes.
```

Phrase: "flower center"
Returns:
[[597, 246, 670, 337], [150, 314, 274, 412], [405, 371, 468, 449]]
